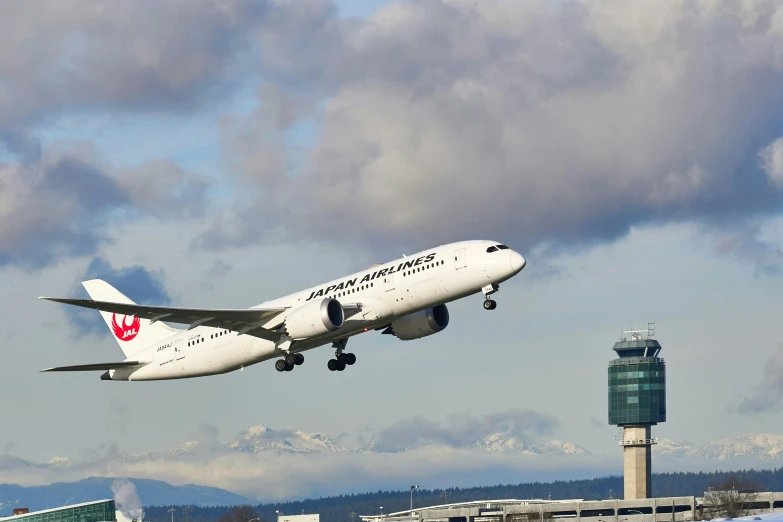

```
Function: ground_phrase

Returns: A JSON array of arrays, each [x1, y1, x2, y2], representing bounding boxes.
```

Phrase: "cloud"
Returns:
[[0, 0, 268, 158], [0, 150, 128, 266], [760, 137, 783, 188], [737, 345, 783, 415], [709, 217, 783, 275], [67, 257, 171, 337], [0, 145, 208, 268], [202, 0, 783, 257], [0, 444, 617, 501], [367, 410, 560, 451]]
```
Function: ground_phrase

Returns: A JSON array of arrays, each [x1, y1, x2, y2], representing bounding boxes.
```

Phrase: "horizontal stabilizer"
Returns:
[[41, 361, 147, 372]]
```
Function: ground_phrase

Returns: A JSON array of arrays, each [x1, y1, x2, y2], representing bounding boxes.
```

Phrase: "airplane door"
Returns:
[[454, 248, 466, 269], [384, 273, 395, 291], [174, 339, 185, 360]]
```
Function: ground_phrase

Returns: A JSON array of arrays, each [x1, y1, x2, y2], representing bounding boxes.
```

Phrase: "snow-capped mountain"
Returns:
[[108, 423, 783, 462], [119, 441, 203, 462], [228, 425, 351, 454], [654, 433, 783, 461], [117, 425, 351, 462], [358, 432, 589, 455], [475, 433, 589, 455]]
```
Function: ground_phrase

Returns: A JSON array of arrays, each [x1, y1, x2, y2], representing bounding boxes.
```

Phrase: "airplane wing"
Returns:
[[41, 361, 147, 372], [39, 297, 288, 342]]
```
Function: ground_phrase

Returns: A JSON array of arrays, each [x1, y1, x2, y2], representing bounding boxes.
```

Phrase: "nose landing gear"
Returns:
[[482, 283, 498, 310]]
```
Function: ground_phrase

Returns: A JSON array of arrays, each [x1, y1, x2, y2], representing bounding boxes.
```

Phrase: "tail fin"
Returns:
[[82, 279, 179, 358]]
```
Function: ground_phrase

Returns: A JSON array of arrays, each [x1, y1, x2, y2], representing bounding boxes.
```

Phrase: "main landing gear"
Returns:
[[482, 283, 498, 311], [275, 352, 304, 372], [328, 339, 356, 372]]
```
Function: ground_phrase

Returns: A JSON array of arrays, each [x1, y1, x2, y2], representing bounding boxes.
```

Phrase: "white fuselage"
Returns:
[[109, 240, 525, 381]]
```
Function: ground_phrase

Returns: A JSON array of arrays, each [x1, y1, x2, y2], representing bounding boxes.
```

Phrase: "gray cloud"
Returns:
[[0, 0, 267, 156], [369, 410, 559, 451], [737, 345, 783, 414], [0, 146, 209, 267], [204, 0, 783, 258], [0, 151, 128, 266], [710, 221, 783, 276]]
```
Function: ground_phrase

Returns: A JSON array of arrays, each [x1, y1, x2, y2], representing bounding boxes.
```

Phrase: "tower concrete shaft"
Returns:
[[621, 425, 653, 500]]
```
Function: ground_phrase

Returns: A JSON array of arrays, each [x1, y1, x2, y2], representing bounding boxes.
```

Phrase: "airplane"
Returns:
[[39, 240, 526, 381]]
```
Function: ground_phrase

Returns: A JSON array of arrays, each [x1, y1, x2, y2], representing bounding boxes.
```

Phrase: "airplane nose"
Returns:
[[510, 251, 526, 273]]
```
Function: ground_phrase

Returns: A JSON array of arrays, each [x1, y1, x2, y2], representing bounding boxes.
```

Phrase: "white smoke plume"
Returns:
[[112, 479, 144, 522]]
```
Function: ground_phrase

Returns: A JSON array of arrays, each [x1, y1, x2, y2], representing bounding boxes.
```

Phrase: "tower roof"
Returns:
[[612, 339, 661, 358]]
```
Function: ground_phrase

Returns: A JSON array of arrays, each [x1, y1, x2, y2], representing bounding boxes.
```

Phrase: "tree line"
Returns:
[[143, 467, 783, 522]]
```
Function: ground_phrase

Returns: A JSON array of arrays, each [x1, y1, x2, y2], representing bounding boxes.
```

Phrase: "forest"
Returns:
[[143, 467, 783, 522]]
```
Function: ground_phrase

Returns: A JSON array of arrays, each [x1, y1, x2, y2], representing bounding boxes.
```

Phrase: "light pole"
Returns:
[[410, 485, 419, 522], [168, 508, 175, 522]]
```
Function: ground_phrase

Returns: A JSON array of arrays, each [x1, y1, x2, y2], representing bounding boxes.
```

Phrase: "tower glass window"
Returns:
[[608, 354, 666, 426]]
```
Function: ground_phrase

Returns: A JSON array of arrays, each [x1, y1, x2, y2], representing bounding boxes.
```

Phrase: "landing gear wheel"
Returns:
[[338, 353, 347, 364], [327, 359, 338, 371], [482, 284, 499, 310], [285, 353, 297, 366], [345, 353, 356, 365], [294, 353, 304, 365], [284, 362, 294, 371], [335, 359, 346, 371], [275, 360, 287, 372]]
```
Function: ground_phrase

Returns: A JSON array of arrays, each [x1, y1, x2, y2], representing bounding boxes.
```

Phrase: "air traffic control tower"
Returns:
[[608, 325, 666, 500]]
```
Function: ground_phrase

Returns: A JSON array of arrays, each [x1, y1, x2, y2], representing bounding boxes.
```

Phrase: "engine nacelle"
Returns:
[[285, 298, 344, 339], [386, 304, 449, 341]]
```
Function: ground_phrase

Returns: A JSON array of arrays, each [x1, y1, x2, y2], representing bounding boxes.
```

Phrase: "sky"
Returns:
[[3, 0, 783, 499]]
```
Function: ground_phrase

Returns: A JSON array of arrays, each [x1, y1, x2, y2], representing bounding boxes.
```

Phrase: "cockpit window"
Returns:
[[497, 244, 510, 250], [486, 246, 498, 253]]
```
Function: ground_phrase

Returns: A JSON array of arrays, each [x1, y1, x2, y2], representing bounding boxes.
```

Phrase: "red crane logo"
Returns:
[[111, 314, 140, 341]]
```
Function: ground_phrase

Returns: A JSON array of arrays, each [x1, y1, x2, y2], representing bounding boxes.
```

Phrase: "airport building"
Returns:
[[360, 493, 783, 522], [0, 500, 117, 522]]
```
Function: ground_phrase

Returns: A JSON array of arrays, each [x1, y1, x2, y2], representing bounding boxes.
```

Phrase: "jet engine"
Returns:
[[285, 298, 344, 339], [385, 304, 449, 341]]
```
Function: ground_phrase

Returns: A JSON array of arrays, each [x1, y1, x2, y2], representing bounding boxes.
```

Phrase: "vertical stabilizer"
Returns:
[[82, 279, 179, 358]]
